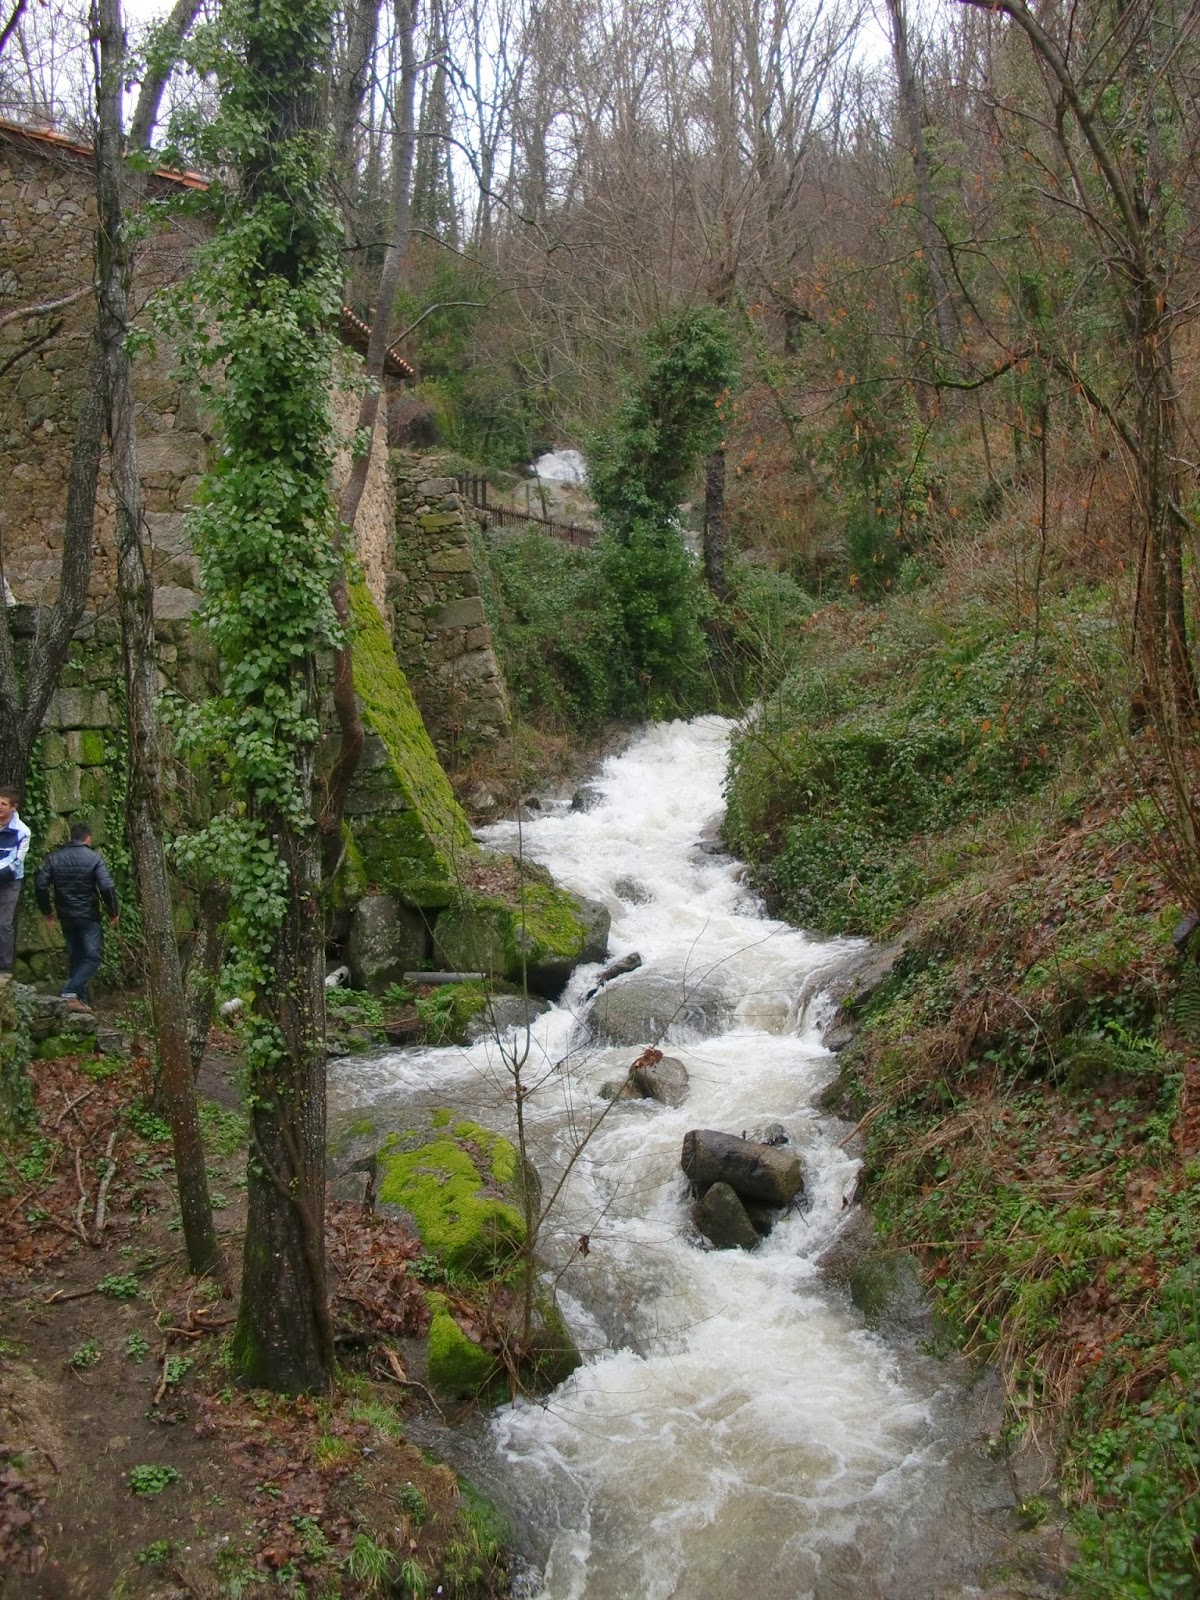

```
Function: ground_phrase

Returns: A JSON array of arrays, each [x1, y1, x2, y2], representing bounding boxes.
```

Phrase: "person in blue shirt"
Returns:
[[0, 786, 32, 976]]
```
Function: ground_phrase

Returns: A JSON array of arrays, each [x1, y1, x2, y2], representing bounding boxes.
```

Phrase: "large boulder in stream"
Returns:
[[692, 1182, 760, 1251], [586, 974, 730, 1046], [681, 1129, 804, 1207]]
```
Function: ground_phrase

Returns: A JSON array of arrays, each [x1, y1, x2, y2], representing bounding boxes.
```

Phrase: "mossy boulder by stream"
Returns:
[[336, 584, 604, 995], [355, 1110, 581, 1400], [434, 885, 610, 997], [377, 1113, 527, 1274]]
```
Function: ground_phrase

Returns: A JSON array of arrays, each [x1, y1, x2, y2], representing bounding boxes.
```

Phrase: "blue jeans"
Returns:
[[60, 917, 104, 1004], [0, 878, 18, 972]]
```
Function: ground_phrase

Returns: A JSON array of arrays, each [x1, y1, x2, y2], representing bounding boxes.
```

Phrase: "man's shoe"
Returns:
[[62, 995, 91, 1014]]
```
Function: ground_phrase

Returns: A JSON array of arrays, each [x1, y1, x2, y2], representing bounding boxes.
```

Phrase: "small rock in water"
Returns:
[[692, 1182, 759, 1251], [612, 875, 651, 904], [755, 1121, 790, 1147], [571, 785, 602, 813], [599, 1074, 645, 1102], [634, 1053, 688, 1106]]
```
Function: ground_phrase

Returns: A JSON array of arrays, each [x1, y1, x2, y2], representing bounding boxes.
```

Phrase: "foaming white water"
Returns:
[[329, 717, 1012, 1597]]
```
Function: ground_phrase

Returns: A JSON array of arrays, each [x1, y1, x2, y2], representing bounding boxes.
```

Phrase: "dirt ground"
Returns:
[[0, 1039, 508, 1600]]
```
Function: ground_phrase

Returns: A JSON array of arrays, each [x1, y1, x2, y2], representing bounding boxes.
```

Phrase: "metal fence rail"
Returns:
[[457, 476, 596, 548]]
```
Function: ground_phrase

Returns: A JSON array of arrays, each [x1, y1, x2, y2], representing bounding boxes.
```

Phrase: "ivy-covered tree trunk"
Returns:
[[93, 0, 218, 1277], [187, 0, 343, 1391]]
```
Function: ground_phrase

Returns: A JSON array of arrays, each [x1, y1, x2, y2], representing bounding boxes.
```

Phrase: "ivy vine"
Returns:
[[167, 0, 343, 1078]]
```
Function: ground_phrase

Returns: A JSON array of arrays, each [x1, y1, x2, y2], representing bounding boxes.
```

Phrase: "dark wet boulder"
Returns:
[[681, 1129, 804, 1207], [692, 1182, 759, 1250]]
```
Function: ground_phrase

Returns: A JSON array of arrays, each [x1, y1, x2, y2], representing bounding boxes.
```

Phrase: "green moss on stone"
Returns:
[[434, 883, 587, 981], [377, 1131, 525, 1274], [77, 729, 107, 766], [431, 1107, 453, 1128], [426, 1295, 500, 1399], [330, 824, 369, 913], [347, 583, 476, 907]]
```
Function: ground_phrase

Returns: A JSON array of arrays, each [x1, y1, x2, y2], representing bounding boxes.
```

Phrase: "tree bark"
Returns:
[[93, 0, 218, 1277], [234, 739, 333, 1389], [223, 0, 340, 1394], [703, 447, 729, 601]]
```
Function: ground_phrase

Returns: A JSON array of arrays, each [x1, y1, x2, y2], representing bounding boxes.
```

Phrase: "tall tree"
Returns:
[[188, 0, 343, 1391], [92, 0, 218, 1277]]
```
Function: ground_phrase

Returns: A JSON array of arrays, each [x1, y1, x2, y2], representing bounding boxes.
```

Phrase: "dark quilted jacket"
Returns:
[[35, 842, 118, 922]]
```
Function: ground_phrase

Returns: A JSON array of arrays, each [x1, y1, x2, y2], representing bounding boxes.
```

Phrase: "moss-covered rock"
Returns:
[[426, 1293, 501, 1400], [345, 582, 477, 908], [376, 1116, 527, 1275], [434, 887, 609, 997]]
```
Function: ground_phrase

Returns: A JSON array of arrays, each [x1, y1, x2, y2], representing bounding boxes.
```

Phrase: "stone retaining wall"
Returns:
[[390, 454, 510, 765]]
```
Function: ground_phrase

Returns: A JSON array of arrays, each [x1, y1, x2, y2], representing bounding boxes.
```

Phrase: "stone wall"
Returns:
[[0, 123, 210, 617], [390, 454, 510, 764], [7, 604, 208, 985]]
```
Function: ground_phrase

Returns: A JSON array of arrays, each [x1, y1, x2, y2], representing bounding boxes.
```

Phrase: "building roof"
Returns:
[[0, 116, 416, 382]]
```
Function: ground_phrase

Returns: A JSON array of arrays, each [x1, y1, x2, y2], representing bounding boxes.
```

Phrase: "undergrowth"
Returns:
[[732, 567, 1198, 1592]]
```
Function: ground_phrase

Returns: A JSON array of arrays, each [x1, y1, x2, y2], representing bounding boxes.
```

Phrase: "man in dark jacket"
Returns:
[[35, 824, 119, 1009]]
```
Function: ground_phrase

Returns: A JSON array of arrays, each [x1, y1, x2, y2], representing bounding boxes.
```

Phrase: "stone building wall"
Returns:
[[390, 454, 510, 765], [0, 122, 210, 617], [7, 604, 208, 984]]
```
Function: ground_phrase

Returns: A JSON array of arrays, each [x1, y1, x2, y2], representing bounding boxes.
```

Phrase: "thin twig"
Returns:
[[72, 1147, 88, 1240], [55, 1086, 98, 1128], [93, 1131, 118, 1232]]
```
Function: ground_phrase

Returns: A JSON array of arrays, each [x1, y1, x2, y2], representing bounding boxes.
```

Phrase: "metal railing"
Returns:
[[456, 475, 596, 548]]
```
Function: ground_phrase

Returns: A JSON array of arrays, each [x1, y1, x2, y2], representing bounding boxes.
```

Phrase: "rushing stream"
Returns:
[[330, 717, 1024, 1599]]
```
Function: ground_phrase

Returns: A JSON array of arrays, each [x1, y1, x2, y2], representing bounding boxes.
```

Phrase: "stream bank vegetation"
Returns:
[[723, 542, 1200, 1595]]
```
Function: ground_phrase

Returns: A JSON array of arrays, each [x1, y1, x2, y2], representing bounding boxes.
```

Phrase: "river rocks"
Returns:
[[755, 1121, 790, 1148], [585, 951, 642, 999], [586, 973, 730, 1046], [681, 1129, 804, 1207], [634, 1052, 689, 1106], [462, 992, 552, 1043], [612, 875, 651, 905], [434, 889, 610, 999], [692, 1181, 760, 1250], [817, 1210, 932, 1339], [599, 1048, 689, 1106]]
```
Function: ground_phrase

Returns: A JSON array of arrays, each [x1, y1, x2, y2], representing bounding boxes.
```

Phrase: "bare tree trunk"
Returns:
[[332, 0, 381, 176], [885, 0, 956, 360], [320, 0, 419, 836], [703, 447, 728, 600], [125, 0, 202, 151], [93, 0, 218, 1277]]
